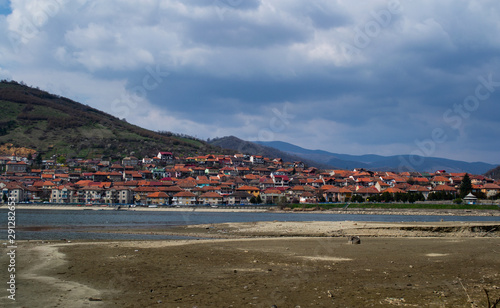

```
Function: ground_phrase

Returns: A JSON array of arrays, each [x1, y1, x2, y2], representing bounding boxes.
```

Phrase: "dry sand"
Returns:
[[1, 221, 499, 307]]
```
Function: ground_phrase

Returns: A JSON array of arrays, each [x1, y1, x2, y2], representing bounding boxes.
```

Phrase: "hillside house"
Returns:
[[431, 176, 451, 187], [260, 188, 283, 204], [271, 174, 290, 187], [354, 186, 380, 199], [146, 192, 169, 205], [2, 183, 26, 203], [105, 186, 133, 204], [323, 186, 352, 203], [250, 155, 265, 164], [122, 156, 139, 167], [226, 191, 253, 205], [236, 185, 260, 197], [50, 185, 77, 203], [481, 183, 500, 198], [81, 186, 105, 204], [133, 187, 159, 204], [299, 191, 317, 204], [172, 191, 197, 205], [198, 192, 223, 205], [157, 152, 173, 160], [6, 161, 28, 173]]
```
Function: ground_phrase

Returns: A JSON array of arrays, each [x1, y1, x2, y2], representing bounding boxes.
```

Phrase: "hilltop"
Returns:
[[0, 80, 230, 159], [485, 166, 500, 180]]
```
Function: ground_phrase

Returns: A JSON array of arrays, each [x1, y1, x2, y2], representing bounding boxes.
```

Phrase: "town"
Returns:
[[1, 151, 500, 207]]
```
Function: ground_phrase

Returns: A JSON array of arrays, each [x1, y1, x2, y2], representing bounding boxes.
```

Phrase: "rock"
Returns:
[[348, 236, 361, 244]]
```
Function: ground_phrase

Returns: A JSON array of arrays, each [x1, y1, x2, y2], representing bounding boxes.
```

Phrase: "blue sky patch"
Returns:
[[0, 0, 11, 15]]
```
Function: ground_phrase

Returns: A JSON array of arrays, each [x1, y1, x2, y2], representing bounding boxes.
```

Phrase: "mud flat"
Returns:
[[114, 220, 500, 239], [1, 221, 499, 307]]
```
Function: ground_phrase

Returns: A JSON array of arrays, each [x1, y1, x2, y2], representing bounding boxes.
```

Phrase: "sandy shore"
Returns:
[[1, 221, 499, 307]]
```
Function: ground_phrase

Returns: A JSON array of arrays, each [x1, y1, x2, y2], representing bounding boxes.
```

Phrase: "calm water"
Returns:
[[1, 209, 499, 240]]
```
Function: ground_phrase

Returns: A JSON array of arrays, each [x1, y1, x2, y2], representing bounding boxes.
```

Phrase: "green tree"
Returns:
[[459, 173, 472, 198], [418, 192, 425, 201], [35, 153, 42, 167], [353, 195, 364, 203], [381, 191, 393, 202], [56, 156, 66, 165], [256, 195, 262, 204]]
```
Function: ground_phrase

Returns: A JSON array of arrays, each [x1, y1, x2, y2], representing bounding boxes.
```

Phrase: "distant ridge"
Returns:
[[208, 136, 333, 169], [254, 141, 497, 174]]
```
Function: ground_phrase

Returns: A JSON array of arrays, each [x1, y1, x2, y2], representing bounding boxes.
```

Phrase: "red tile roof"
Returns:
[[199, 192, 223, 198], [147, 192, 168, 198]]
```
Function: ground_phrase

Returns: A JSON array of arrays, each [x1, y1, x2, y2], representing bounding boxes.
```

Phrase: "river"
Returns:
[[1, 209, 499, 240]]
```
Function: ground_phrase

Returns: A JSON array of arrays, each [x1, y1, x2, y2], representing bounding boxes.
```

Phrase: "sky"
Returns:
[[0, 0, 499, 165]]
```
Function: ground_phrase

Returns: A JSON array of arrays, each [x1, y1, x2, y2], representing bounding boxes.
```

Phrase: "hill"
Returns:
[[484, 166, 500, 179], [0, 80, 230, 159], [208, 136, 332, 169], [254, 141, 497, 174]]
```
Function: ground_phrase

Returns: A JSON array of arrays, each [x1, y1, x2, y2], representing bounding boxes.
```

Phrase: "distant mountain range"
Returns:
[[208, 136, 332, 169], [254, 141, 497, 175]]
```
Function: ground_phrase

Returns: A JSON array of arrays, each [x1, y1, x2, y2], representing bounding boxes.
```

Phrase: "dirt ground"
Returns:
[[1, 221, 500, 307]]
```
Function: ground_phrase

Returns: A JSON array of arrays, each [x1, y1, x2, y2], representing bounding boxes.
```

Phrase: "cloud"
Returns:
[[1, 0, 499, 164], [0, 66, 11, 79]]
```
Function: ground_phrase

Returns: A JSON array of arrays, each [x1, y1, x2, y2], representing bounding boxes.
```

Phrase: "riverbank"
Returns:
[[2, 221, 499, 307], [12, 205, 270, 212], [10, 204, 500, 216]]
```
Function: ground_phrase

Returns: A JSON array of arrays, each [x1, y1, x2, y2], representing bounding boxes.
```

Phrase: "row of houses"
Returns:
[[3, 174, 500, 206], [1, 152, 500, 205]]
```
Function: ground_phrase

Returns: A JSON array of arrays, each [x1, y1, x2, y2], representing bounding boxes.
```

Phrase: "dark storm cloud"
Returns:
[[1, 0, 499, 163]]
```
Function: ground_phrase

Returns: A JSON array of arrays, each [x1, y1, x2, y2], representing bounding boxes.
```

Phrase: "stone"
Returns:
[[348, 236, 361, 244]]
